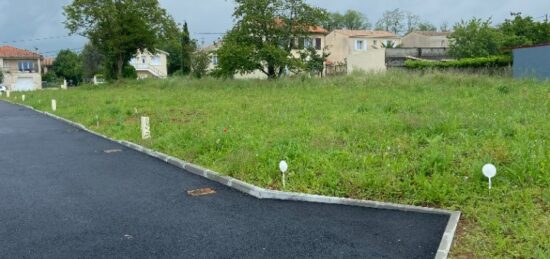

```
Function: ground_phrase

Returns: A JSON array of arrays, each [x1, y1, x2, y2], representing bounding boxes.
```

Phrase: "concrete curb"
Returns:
[[3, 99, 461, 259]]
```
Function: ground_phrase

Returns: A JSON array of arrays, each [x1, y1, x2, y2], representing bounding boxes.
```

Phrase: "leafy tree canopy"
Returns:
[[64, 0, 177, 79], [80, 42, 104, 78], [448, 18, 504, 58], [322, 10, 371, 31], [216, 0, 328, 79], [53, 49, 84, 85]]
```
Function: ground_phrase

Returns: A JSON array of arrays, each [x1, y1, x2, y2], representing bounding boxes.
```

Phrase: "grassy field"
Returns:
[[3, 71, 549, 257]]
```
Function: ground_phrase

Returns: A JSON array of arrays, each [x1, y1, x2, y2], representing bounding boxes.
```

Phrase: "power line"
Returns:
[[0, 35, 77, 44]]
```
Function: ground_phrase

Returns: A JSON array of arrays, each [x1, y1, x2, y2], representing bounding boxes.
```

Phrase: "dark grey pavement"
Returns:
[[0, 101, 449, 258]]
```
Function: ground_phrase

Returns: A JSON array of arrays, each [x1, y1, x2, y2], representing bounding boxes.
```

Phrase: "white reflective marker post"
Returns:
[[141, 116, 150, 140], [22, 95, 25, 102], [6, 91, 10, 98], [51, 99, 57, 111], [279, 160, 288, 189], [482, 164, 497, 189]]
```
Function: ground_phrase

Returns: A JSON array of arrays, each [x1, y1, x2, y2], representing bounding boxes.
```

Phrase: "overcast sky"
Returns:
[[0, 0, 548, 57]]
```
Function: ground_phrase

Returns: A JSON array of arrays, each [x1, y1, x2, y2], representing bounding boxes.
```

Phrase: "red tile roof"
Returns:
[[0, 45, 41, 59]]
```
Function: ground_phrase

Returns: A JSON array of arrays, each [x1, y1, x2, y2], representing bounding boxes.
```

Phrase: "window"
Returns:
[[142, 58, 146, 64], [18, 61, 34, 72], [211, 54, 218, 65], [355, 40, 364, 51], [304, 38, 314, 49], [315, 38, 322, 50], [151, 55, 161, 65]]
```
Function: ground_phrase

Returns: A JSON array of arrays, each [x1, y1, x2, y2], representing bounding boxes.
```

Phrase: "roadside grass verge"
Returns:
[[3, 71, 549, 257]]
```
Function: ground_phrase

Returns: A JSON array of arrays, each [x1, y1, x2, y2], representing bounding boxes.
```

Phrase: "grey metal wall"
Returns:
[[513, 45, 550, 80]]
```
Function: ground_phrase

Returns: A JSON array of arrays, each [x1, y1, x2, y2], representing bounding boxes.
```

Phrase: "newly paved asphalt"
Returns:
[[0, 100, 449, 258]]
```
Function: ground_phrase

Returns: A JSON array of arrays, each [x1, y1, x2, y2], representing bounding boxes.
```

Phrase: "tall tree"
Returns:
[[53, 49, 83, 85], [181, 22, 193, 75], [405, 12, 420, 33], [80, 42, 104, 78], [375, 8, 405, 35], [216, 0, 327, 79], [64, 0, 176, 79], [448, 18, 504, 58]]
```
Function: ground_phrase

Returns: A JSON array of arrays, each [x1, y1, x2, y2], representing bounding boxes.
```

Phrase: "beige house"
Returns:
[[0, 45, 42, 91], [401, 31, 451, 48], [130, 49, 169, 79], [325, 30, 401, 73], [41, 57, 55, 75], [204, 26, 329, 79]]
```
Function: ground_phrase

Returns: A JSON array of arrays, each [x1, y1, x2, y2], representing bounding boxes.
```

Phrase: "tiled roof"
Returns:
[[0, 45, 41, 58], [413, 31, 451, 37], [333, 29, 399, 38]]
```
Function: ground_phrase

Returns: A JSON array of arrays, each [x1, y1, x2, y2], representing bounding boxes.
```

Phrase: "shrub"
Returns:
[[404, 56, 512, 69]]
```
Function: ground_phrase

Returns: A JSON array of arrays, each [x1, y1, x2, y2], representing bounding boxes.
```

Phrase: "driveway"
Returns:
[[0, 101, 450, 258]]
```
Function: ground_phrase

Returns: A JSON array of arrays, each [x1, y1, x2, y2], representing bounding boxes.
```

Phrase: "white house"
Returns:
[[130, 49, 169, 79]]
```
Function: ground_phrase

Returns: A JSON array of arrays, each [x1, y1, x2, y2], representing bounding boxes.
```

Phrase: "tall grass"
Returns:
[[4, 71, 549, 257]]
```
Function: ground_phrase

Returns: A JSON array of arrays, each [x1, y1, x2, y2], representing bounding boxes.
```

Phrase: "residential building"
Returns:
[[513, 43, 550, 80], [130, 49, 169, 79], [325, 29, 401, 73], [203, 25, 329, 79], [0, 45, 42, 91], [401, 31, 451, 48], [42, 56, 55, 74]]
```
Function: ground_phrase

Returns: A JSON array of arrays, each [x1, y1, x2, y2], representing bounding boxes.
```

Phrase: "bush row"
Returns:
[[404, 56, 512, 69]]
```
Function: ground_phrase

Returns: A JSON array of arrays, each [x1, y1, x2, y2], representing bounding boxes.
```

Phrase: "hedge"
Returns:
[[404, 56, 512, 69]]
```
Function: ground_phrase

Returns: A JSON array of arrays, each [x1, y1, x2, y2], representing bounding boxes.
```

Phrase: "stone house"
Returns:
[[0, 45, 42, 91]]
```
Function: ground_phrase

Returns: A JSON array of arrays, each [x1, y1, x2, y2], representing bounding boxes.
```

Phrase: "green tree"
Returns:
[[191, 50, 210, 78], [64, 0, 176, 80], [375, 8, 405, 35], [80, 42, 104, 78], [448, 18, 504, 58], [323, 10, 370, 30], [216, 0, 327, 79], [499, 13, 550, 48], [417, 21, 437, 31], [181, 22, 193, 75], [53, 49, 83, 85], [0, 70, 3, 84]]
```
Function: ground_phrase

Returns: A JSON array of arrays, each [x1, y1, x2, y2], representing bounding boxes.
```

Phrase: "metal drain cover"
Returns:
[[187, 188, 216, 197]]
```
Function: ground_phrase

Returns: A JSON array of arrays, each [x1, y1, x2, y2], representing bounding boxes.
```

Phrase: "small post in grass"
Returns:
[[482, 164, 497, 189], [51, 99, 57, 111], [6, 91, 10, 98], [279, 160, 288, 189], [141, 116, 150, 140], [95, 115, 99, 127], [22, 95, 25, 102]]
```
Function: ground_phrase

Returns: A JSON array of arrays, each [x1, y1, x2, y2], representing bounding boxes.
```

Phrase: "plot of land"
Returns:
[[3, 71, 549, 257], [0, 101, 450, 258]]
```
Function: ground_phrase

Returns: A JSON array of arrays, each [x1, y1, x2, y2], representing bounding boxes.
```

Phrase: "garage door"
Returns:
[[14, 77, 35, 91]]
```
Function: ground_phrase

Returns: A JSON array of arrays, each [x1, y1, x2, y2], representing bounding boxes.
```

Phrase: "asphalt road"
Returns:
[[0, 101, 449, 258]]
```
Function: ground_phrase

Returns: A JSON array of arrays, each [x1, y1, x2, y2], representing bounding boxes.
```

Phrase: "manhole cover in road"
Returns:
[[104, 149, 122, 154], [187, 188, 216, 197]]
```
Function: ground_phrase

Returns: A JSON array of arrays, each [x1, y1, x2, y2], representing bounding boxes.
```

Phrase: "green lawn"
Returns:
[[3, 71, 549, 257]]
